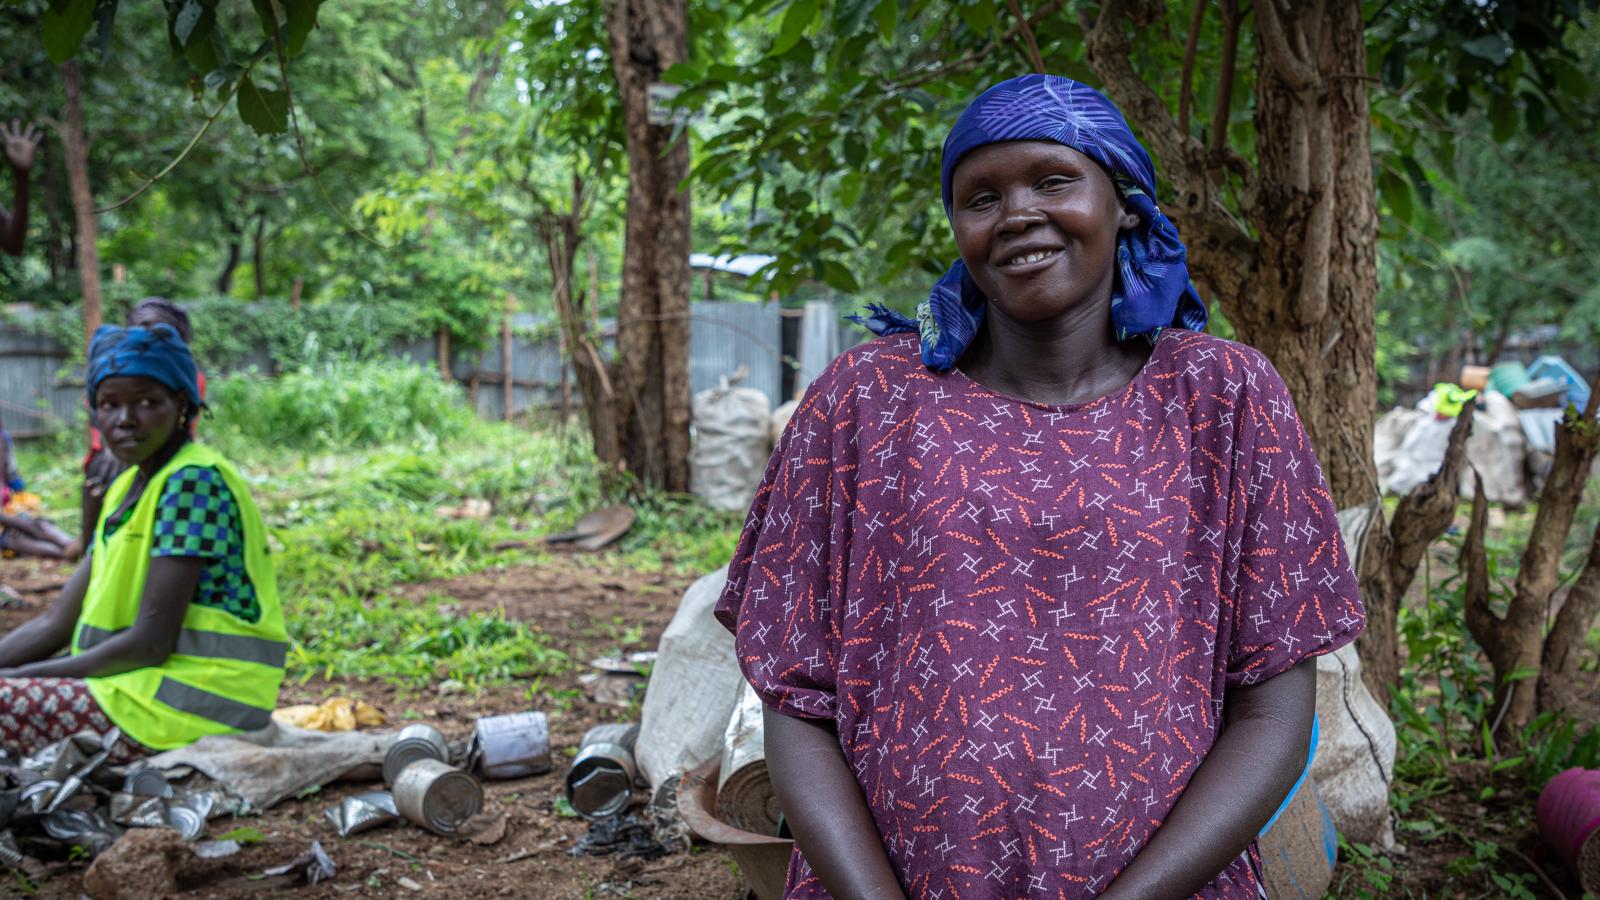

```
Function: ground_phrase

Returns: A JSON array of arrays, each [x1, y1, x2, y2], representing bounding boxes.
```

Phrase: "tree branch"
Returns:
[[1460, 474, 1500, 662], [1255, 0, 1318, 92], [1178, 0, 1206, 135], [1383, 408, 1474, 600], [1207, 0, 1239, 160], [1003, 0, 1047, 74]]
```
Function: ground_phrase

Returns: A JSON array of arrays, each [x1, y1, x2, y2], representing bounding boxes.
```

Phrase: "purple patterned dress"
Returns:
[[715, 329, 1365, 899]]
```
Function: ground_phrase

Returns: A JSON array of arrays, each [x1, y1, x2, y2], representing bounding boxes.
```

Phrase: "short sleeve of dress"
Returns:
[[1226, 352, 1366, 688], [151, 466, 240, 561], [714, 368, 850, 721]]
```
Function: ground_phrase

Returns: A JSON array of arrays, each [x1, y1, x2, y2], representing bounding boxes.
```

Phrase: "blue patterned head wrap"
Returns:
[[858, 75, 1208, 370], [87, 324, 202, 409]]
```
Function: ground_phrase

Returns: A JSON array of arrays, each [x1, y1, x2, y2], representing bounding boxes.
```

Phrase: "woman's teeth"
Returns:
[[1006, 250, 1056, 266]]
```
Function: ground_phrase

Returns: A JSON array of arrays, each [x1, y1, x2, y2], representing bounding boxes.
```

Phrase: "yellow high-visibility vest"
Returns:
[[73, 442, 286, 750]]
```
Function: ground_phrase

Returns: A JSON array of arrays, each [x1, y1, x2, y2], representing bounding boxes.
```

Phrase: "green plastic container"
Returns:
[[1486, 361, 1530, 397]]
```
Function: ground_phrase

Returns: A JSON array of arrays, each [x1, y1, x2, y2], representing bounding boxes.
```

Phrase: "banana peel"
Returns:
[[272, 697, 386, 732]]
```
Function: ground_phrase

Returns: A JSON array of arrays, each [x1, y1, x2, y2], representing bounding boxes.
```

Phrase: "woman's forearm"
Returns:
[[0, 559, 91, 668], [1101, 660, 1317, 900], [4, 633, 166, 679], [764, 707, 907, 900]]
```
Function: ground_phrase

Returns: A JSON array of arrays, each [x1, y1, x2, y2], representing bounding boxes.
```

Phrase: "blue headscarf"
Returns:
[[87, 324, 202, 409], [857, 75, 1208, 370]]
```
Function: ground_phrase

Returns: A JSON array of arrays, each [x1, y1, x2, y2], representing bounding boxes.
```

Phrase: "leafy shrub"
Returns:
[[204, 360, 476, 452]]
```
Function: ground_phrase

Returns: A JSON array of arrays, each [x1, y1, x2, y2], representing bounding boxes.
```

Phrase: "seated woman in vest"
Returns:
[[0, 324, 285, 760]]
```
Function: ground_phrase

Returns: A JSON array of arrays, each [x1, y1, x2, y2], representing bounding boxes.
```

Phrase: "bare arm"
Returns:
[[764, 707, 907, 900], [0, 556, 91, 667], [0, 556, 199, 679], [1100, 659, 1317, 900], [0, 120, 41, 257]]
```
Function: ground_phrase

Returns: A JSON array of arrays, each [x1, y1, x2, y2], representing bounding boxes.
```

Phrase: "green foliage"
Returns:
[[204, 360, 476, 453], [36, 0, 324, 136], [1383, 503, 1600, 895]]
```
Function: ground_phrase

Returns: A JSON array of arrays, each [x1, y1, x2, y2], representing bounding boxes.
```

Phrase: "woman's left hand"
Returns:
[[1100, 659, 1318, 900]]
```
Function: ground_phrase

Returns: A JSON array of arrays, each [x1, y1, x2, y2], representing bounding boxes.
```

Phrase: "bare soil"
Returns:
[[0, 553, 745, 899]]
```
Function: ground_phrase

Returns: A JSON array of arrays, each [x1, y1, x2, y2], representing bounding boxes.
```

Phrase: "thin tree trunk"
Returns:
[[217, 219, 243, 294], [59, 61, 101, 346], [605, 0, 692, 492], [41, 149, 66, 283], [1540, 517, 1600, 717], [252, 207, 267, 299]]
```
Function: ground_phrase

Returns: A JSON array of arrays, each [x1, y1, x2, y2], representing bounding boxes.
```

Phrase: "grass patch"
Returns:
[[9, 363, 742, 688]]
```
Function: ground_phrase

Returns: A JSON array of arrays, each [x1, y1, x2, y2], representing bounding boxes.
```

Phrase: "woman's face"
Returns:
[[949, 141, 1138, 325], [94, 376, 184, 464]]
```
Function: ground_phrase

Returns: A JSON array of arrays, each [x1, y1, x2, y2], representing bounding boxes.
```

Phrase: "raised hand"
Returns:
[[1, 120, 43, 174]]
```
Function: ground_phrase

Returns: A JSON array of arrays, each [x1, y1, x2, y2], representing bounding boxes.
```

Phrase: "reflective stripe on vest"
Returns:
[[77, 623, 288, 669], [153, 678, 272, 732]]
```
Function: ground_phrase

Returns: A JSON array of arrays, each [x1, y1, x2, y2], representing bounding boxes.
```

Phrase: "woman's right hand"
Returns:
[[764, 707, 908, 900]]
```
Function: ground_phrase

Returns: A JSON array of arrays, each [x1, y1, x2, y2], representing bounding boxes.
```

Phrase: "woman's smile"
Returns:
[[994, 245, 1064, 275]]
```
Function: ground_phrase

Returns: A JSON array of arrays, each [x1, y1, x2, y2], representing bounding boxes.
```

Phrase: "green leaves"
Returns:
[[1460, 33, 1509, 64], [237, 73, 289, 135], [41, 0, 95, 62], [870, 0, 897, 43], [251, 0, 323, 57], [771, 0, 820, 55]]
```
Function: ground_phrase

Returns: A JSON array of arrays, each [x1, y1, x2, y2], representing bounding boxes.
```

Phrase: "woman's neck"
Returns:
[[136, 435, 189, 481], [957, 300, 1152, 406]]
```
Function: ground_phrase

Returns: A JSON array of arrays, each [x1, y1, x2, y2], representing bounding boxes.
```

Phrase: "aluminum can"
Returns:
[[392, 759, 482, 835]]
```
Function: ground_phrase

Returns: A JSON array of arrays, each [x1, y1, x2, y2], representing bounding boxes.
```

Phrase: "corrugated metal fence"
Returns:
[[0, 301, 868, 438]]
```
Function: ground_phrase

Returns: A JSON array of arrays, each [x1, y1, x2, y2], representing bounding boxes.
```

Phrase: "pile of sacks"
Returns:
[[1376, 376, 1582, 507]]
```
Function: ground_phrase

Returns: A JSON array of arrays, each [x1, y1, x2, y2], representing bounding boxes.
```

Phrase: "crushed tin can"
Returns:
[[472, 712, 551, 780], [326, 791, 400, 837], [565, 723, 640, 820], [0, 830, 21, 867], [40, 807, 120, 854], [108, 792, 212, 839], [163, 803, 206, 841], [122, 768, 173, 798], [20, 780, 60, 816], [392, 759, 482, 835], [382, 724, 450, 787]]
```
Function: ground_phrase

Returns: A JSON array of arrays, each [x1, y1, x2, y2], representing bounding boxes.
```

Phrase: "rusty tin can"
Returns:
[[382, 724, 450, 787], [473, 712, 552, 780], [392, 759, 482, 835], [564, 724, 639, 820]]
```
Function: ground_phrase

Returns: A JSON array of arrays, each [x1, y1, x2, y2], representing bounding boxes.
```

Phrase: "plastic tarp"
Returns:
[[690, 380, 772, 512], [635, 567, 746, 793]]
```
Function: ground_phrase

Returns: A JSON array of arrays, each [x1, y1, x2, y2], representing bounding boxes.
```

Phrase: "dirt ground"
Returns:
[[0, 553, 746, 899]]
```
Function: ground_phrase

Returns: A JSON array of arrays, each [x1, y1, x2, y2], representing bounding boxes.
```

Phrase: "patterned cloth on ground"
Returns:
[[716, 330, 1365, 898]]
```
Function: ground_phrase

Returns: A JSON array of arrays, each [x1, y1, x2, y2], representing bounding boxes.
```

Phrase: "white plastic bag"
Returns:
[[1313, 504, 1398, 848], [635, 567, 745, 792], [691, 378, 772, 512]]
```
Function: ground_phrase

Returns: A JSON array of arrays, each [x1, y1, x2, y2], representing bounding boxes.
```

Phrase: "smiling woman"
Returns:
[[718, 75, 1364, 900], [0, 325, 286, 760]]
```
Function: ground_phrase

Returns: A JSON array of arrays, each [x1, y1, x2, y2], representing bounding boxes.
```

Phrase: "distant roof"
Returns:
[[689, 254, 776, 278]]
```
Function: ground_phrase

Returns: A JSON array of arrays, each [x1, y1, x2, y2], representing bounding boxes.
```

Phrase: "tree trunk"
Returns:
[[41, 149, 67, 283], [252, 207, 268, 299], [59, 60, 101, 346], [1088, 0, 1432, 698], [605, 0, 692, 493], [217, 220, 243, 294], [1540, 517, 1600, 717]]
